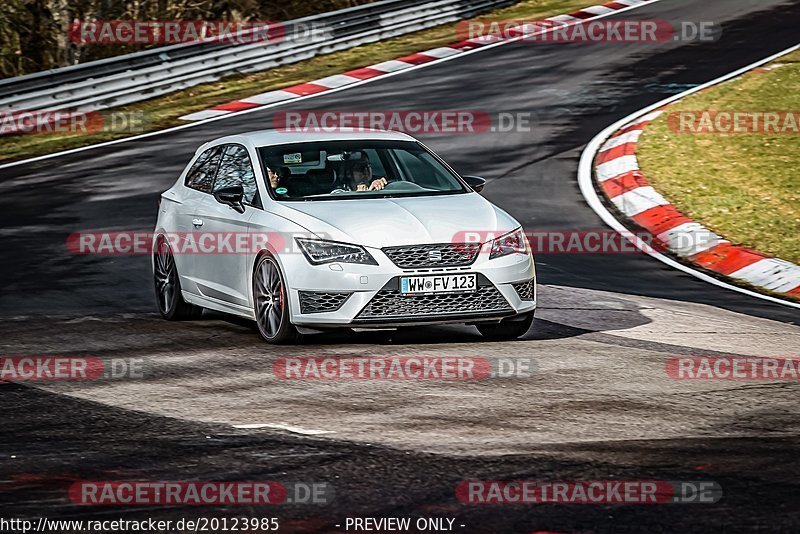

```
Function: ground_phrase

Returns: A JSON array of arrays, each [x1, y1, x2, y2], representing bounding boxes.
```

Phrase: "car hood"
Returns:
[[275, 193, 520, 248]]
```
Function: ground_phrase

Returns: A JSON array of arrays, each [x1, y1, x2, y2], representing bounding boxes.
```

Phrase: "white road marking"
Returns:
[[233, 423, 336, 435]]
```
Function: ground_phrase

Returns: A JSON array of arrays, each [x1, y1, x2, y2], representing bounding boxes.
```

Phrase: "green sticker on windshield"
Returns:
[[275, 187, 288, 195]]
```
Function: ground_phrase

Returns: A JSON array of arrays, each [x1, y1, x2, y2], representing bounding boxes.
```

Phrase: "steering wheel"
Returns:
[[380, 181, 426, 191]]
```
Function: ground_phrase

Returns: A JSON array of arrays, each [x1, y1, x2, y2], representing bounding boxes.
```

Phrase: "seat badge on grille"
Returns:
[[428, 250, 443, 262]]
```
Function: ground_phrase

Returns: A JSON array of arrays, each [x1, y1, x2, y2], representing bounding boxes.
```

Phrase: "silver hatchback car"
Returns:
[[153, 129, 536, 343]]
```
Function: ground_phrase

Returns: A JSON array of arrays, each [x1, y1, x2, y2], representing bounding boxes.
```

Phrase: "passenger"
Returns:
[[267, 166, 291, 194]]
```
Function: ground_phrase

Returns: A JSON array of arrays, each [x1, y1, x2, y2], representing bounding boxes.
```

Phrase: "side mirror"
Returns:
[[463, 175, 486, 193], [213, 185, 245, 213]]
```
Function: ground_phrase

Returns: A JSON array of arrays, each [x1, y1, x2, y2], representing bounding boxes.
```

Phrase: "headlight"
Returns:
[[488, 228, 529, 260], [296, 238, 378, 266]]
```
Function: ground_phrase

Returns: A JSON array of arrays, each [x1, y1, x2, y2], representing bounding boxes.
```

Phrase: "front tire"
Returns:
[[253, 254, 298, 344], [476, 312, 534, 341], [154, 239, 203, 320]]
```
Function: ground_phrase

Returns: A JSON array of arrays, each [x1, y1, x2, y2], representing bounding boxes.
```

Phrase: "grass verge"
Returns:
[[637, 51, 800, 265], [0, 0, 599, 163]]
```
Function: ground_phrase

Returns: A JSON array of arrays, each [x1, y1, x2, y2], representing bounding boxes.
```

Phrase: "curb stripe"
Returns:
[[596, 154, 639, 181], [631, 204, 692, 236], [311, 74, 362, 88], [547, 15, 580, 23], [599, 170, 650, 198], [729, 259, 800, 293], [214, 100, 261, 112], [448, 39, 484, 50], [468, 35, 506, 44], [596, 141, 638, 163], [600, 129, 644, 151], [615, 123, 648, 136], [655, 222, 725, 257], [177, 109, 231, 121], [580, 42, 800, 309], [369, 60, 416, 72], [284, 83, 331, 96], [691, 243, 767, 276], [343, 67, 386, 79], [577, 5, 617, 16], [591, 76, 800, 300], [611, 186, 669, 217], [396, 53, 439, 65], [570, 11, 599, 19], [419, 47, 462, 58], [240, 90, 298, 105]]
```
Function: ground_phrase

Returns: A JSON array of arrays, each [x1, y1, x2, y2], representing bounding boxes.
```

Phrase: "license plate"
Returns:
[[400, 274, 477, 295]]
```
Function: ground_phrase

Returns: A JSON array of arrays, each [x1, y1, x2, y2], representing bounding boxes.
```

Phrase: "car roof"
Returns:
[[206, 128, 418, 149]]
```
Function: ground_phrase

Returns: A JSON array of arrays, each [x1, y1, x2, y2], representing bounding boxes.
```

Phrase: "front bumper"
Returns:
[[280, 245, 536, 328]]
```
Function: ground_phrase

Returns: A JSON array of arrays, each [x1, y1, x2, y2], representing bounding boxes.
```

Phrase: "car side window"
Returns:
[[185, 147, 221, 194], [214, 144, 259, 207]]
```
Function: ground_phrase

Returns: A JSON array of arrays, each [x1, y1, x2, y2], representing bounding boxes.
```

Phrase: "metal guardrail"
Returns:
[[0, 0, 515, 113]]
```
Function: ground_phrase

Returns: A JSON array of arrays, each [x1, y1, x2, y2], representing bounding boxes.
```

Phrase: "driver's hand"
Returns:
[[368, 177, 388, 191], [356, 183, 369, 192]]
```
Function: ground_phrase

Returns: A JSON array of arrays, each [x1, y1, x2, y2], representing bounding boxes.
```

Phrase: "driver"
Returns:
[[350, 160, 387, 191]]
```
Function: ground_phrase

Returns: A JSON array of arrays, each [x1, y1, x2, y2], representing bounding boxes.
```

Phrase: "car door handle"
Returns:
[[192, 218, 204, 227]]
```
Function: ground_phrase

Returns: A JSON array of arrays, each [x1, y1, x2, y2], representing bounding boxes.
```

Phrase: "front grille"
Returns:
[[513, 279, 535, 301], [298, 291, 351, 314], [382, 243, 481, 269], [356, 285, 512, 320]]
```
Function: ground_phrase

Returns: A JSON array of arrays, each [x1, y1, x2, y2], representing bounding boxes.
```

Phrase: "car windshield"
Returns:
[[257, 140, 468, 201]]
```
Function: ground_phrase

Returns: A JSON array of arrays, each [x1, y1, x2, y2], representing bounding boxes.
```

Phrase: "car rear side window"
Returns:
[[185, 147, 221, 193], [214, 144, 259, 207]]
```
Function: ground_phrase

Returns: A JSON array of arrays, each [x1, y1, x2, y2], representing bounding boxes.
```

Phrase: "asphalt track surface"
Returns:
[[1, 0, 800, 532]]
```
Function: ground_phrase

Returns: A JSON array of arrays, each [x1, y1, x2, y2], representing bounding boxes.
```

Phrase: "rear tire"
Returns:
[[253, 254, 299, 344], [476, 312, 534, 341], [154, 239, 203, 320]]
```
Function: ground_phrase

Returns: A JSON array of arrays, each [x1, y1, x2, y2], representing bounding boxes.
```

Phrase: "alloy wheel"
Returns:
[[255, 257, 285, 339]]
